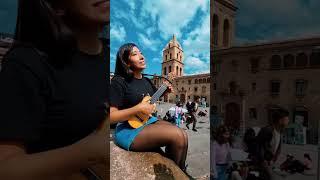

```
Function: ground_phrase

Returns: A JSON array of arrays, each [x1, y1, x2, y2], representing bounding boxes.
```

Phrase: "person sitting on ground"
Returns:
[[230, 163, 243, 180], [303, 153, 312, 170]]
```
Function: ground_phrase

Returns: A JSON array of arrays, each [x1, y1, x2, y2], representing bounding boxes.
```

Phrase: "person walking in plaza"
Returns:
[[254, 107, 289, 180], [186, 97, 200, 132], [174, 101, 184, 127]]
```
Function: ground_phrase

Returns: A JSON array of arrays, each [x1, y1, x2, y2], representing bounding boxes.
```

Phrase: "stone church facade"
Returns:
[[211, 0, 320, 144], [153, 35, 210, 106]]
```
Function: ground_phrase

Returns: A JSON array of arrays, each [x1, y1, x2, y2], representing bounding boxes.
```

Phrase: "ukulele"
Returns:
[[128, 73, 174, 129]]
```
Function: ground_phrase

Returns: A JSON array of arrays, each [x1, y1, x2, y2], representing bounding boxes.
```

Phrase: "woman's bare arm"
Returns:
[[0, 122, 106, 180], [110, 106, 140, 124], [110, 101, 156, 124]]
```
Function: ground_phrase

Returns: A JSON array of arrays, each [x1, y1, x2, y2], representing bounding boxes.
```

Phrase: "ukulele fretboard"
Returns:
[[150, 84, 168, 104]]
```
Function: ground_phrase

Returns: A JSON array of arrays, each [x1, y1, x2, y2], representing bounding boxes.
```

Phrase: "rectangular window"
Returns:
[[249, 108, 257, 120], [252, 82, 256, 91], [250, 58, 260, 73], [270, 80, 280, 96], [296, 80, 307, 97]]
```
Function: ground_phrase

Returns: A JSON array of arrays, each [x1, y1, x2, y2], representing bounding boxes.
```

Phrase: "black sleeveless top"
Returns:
[[0, 43, 109, 153]]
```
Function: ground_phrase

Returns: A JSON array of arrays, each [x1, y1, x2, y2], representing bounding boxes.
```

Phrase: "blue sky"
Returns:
[[110, 0, 210, 75], [0, 1, 17, 35], [234, 0, 320, 45], [1, 0, 320, 68]]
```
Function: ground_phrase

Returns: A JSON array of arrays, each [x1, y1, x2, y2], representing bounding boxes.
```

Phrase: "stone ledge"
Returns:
[[110, 141, 189, 180]]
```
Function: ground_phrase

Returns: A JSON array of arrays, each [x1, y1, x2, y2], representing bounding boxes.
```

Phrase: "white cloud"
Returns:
[[141, 0, 209, 39], [182, 13, 210, 74], [137, 33, 160, 51], [110, 52, 116, 63], [146, 26, 156, 37], [110, 24, 126, 42], [127, 1, 136, 12], [112, 7, 146, 30], [184, 56, 208, 74], [151, 57, 161, 63], [182, 13, 210, 56]]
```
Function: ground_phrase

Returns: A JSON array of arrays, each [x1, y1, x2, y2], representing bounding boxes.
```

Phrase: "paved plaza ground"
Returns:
[[156, 102, 210, 179], [231, 135, 319, 180]]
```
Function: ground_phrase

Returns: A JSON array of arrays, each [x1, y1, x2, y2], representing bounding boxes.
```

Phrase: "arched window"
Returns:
[[170, 53, 172, 59], [229, 81, 237, 95], [310, 51, 320, 66], [203, 78, 206, 83], [296, 53, 308, 67], [283, 54, 295, 68], [165, 55, 167, 60], [213, 14, 219, 46], [223, 19, 230, 47], [180, 68, 182, 76], [169, 66, 172, 73], [163, 67, 167, 75], [176, 66, 178, 75], [177, 53, 178, 59], [199, 79, 203, 83], [270, 55, 282, 69], [195, 79, 198, 84], [207, 78, 210, 83], [202, 86, 206, 93]]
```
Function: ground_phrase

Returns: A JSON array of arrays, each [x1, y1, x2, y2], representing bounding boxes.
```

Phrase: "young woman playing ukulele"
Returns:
[[110, 43, 188, 171]]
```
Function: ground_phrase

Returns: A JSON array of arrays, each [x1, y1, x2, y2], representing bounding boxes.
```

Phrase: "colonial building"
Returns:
[[211, 0, 320, 144], [0, 33, 13, 67], [153, 35, 210, 106]]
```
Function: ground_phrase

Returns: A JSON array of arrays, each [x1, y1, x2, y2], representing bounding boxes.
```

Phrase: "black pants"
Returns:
[[187, 112, 197, 129]]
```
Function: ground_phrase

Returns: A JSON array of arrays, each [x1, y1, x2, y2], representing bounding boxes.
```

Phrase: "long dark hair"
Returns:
[[13, 0, 77, 66], [215, 125, 232, 145], [114, 43, 138, 79], [271, 107, 289, 125], [304, 153, 312, 161]]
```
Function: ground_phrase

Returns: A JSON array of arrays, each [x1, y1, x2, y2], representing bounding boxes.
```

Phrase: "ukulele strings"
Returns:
[[150, 84, 168, 104]]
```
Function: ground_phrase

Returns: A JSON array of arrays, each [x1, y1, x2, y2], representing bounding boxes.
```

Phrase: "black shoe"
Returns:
[[192, 128, 197, 132], [186, 124, 189, 129]]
